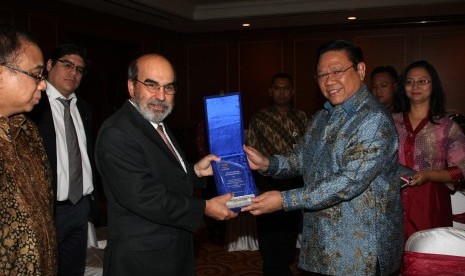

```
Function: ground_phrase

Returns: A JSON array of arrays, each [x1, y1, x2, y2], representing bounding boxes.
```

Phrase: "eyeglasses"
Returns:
[[404, 79, 431, 86], [315, 64, 355, 81], [56, 59, 86, 74], [133, 79, 176, 95], [1, 63, 45, 83]]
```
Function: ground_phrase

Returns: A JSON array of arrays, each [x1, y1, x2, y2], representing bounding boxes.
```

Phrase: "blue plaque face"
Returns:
[[204, 93, 257, 212], [204, 94, 242, 156], [216, 160, 247, 195]]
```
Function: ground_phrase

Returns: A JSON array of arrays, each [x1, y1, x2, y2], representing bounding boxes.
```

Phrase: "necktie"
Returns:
[[58, 98, 83, 204], [156, 124, 181, 164]]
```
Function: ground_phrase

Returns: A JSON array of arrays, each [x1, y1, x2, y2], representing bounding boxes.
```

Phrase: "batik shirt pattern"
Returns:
[[263, 85, 403, 275], [247, 106, 307, 191], [0, 114, 57, 275], [247, 106, 307, 156]]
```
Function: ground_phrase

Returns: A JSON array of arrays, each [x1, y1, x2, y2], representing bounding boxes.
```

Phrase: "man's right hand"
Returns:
[[205, 193, 238, 220]]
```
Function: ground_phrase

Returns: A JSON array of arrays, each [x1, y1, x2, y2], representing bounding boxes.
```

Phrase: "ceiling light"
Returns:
[[242, 23, 251, 27], [348, 16, 357, 20]]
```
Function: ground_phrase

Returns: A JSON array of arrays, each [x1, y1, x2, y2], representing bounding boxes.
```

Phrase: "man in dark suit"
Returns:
[[28, 44, 95, 276], [95, 53, 237, 275]]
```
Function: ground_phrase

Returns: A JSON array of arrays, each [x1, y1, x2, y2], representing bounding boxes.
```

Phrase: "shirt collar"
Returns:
[[323, 84, 368, 117], [45, 80, 77, 102]]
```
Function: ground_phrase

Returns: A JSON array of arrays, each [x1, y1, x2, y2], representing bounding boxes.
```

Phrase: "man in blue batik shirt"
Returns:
[[242, 40, 403, 275]]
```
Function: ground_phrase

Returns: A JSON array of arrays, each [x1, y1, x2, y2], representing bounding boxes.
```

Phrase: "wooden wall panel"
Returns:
[[65, 33, 139, 138], [0, 7, 13, 25], [187, 43, 229, 123], [419, 30, 465, 116], [160, 38, 188, 126], [294, 38, 330, 117], [2, 0, 465, 156], [28, 13, 57, 58], [238, 41, 283, 125], [354, 34, 408, 84]]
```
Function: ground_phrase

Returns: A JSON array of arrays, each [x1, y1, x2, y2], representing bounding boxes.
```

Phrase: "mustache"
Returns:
[[147, 99, 169, 108]]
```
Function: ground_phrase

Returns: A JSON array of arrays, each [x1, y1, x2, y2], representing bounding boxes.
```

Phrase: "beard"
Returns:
[[133, 91, 174, 123]]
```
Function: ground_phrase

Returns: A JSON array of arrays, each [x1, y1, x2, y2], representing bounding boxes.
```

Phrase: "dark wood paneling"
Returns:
[[294, 38, 330, 117], [2, 0, 465, 155], [354, 34, 408, 82], [0, 7, 13, 25], [28, 13, 57, 58], [67, 33, 139, 138], [238, 41, 283, 125], [160, 37, 189, 126], [187, 43, 229, 123], [419, 29, 465, 115]]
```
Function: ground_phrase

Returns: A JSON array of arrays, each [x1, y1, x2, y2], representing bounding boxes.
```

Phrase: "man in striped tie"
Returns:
[[95, 53, 237, 275]]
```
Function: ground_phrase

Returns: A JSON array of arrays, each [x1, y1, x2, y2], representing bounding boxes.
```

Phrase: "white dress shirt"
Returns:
[[46, 81, 94, 201]]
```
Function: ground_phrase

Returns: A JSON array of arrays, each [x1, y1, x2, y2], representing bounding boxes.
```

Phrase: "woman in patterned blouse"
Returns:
[[393, 60, 465, 242]]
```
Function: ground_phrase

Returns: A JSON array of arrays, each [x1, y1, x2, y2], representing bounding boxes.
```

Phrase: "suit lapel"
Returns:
[[162, 124, 187, 163], [124, 102, 185, 170]]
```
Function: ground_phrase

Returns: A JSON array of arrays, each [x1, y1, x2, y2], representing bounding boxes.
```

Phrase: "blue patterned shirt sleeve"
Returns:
[[262, 85, 403, 275]]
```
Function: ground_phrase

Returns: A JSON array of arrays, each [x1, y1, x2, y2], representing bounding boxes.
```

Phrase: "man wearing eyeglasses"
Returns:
[[95, 53, 237, 275], [0, 25, 57, 275], [28, 43, 95, 276], [242, 40, 403, 275]]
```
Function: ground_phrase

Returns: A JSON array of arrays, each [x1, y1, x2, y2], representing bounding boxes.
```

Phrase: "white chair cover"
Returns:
[[405, 227, 465, 257], [85, 222, 106, 276], [225, 212, 259, 251], [87, 222, 98, 248], [452, 191, 465, 230]]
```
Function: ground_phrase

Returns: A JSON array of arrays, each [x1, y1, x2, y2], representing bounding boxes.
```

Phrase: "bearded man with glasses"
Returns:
[[95, 53, 237, 275]]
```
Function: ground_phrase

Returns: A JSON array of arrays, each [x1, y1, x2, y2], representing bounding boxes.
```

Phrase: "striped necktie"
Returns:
[[58, 98, 83, 204], [156, 124, 181, 164]]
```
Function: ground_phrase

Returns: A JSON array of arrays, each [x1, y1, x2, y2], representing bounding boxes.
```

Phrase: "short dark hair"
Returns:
[[271, 72, 293, 86], [370, 66, 398, 84], [316, 39, 364, 67], [0, 25, 38, 66], [49, 43, 90, 68], [127, 57, 138, 83], [397, 60, 446, 122]]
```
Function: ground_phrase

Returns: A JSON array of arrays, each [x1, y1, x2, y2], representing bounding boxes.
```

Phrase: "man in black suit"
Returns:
[[28, 44, 95, 276], [95, 53, 237, 275]]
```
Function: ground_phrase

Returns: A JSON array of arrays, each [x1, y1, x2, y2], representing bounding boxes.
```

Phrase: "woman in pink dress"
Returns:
[[393, 60, 465, 242]]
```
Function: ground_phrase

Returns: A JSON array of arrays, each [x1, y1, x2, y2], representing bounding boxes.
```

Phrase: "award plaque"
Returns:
[[204, 93, 257, 212]]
